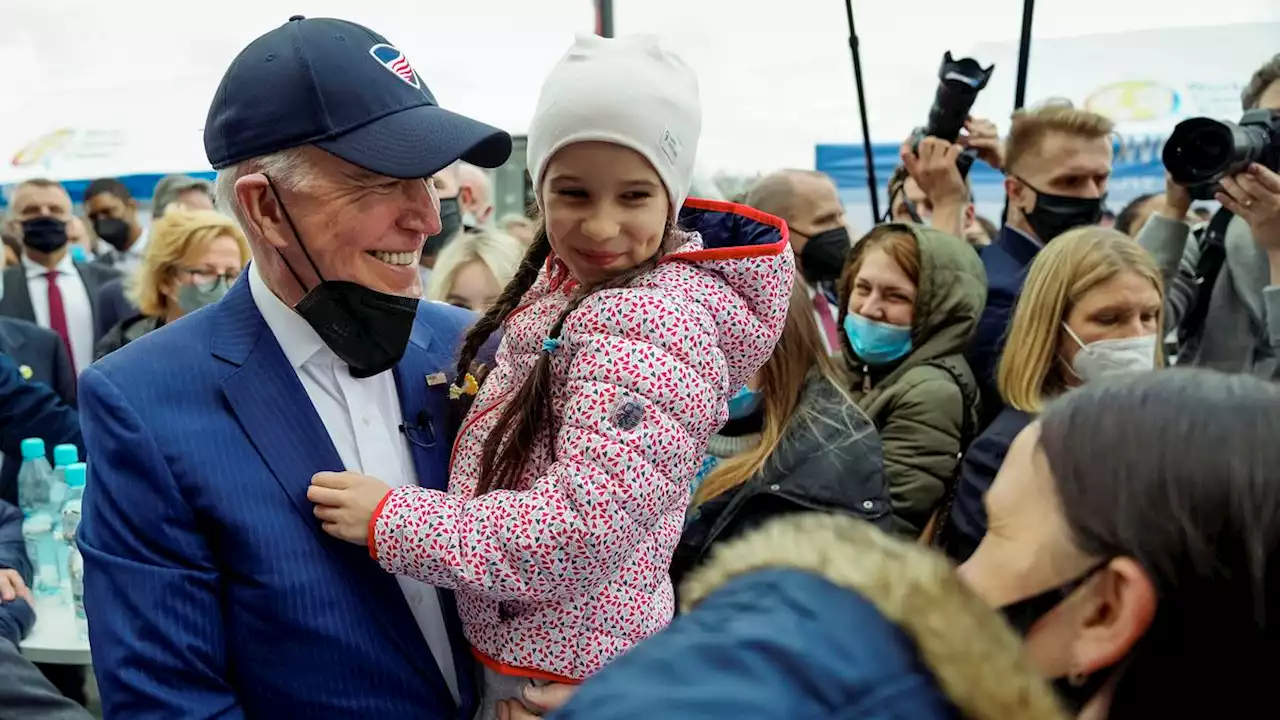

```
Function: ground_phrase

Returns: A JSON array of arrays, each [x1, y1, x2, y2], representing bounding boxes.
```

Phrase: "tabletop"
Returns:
[[19, 593, 91, 665]]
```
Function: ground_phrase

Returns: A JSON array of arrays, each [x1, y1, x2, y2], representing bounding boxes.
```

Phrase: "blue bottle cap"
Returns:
[[20, 438, 45, 460], [65, 463, 87, 488], [53, 444, 79, 467]]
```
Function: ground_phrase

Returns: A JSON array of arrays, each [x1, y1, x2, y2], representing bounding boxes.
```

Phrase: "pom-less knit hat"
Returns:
[[526, 34, 702, 214]]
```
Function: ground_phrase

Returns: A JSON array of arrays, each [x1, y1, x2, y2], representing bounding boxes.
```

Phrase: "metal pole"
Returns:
[[1013, 0, 1035, 109], [596, 0, 614, 38], [843, 0, 880, 223]]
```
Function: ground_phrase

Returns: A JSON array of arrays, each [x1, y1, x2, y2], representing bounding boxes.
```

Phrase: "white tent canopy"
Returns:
[[1, 0, 1277, 186]]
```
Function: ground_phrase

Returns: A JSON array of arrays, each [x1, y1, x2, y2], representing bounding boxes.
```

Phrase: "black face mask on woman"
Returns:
[[999, 562, 1117, 714], [1015, 177, 1106, 243], [266, 177, 419, 379], [799, 227, 851, 284]]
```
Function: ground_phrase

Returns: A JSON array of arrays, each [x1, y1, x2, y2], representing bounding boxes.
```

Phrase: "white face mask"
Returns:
[[1062, 324, 1157, 382]]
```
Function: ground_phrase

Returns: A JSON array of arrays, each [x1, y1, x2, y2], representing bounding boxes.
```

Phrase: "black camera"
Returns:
[[1162, 109, 1280, 201], [911, 52, 995, 177]]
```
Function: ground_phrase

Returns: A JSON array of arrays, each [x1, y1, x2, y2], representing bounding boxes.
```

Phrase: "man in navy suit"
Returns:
[[77, 16, 511, 719], [0, 316, 76, 505], [964, 104, 1114, 423]]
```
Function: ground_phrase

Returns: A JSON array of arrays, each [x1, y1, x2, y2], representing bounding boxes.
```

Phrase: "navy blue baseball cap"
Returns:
[[204, 16, 512, 179]]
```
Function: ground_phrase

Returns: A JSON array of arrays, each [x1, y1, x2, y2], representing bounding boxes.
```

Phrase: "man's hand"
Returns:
[[1218, 163, 1280, 252], [308, 472, 394, 545], [0, 568, 32, 604], [497, 683, 579, 720], [960, 116, 1003, 170], [900, 137, 968, 207]]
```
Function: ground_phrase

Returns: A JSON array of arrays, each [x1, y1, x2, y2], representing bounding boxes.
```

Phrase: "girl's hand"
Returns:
[[307, 472, 393, 545]]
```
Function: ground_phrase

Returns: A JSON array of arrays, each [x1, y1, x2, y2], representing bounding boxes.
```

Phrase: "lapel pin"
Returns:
[[426, 372, 448, 386], [18, 365, 33, 380]]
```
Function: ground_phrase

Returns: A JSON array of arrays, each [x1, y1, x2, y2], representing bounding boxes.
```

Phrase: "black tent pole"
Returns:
[[843, 0, 880, 223], [1013, 0, 1035, 109], [596, 0, 614, 38]]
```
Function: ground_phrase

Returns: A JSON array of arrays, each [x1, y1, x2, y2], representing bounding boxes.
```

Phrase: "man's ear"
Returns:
[[964, 202, 977, 228], [234, 174, 286, 249], [1070, 557, 1156, 677]]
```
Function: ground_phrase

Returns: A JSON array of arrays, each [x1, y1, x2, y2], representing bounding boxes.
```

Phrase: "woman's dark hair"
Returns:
[[453, 218, 675, 496], [1036, 368, 1280, 717], [1113, 192, 1158, 236]]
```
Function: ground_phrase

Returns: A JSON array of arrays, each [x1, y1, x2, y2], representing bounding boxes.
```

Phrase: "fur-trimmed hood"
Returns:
[[682, 514, 1067, 720]]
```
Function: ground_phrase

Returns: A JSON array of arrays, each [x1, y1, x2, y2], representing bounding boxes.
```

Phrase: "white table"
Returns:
[[19, 593, 91, 665]]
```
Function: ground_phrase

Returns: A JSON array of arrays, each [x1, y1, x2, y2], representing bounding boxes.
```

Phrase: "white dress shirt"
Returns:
[[24, 253, 94, 375], [249, 265, 460, 703]]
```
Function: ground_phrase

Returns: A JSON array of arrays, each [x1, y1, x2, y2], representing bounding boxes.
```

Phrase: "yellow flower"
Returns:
[[448, 373, 479, 400], [18, 365, 33, 380]]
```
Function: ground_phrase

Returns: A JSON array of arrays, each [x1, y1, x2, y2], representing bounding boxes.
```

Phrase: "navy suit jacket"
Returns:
[[0, 499, 34, 645], [0, 351, 82, 506], [78, 279, 481, 719], [0, 317, 78, 505], [965, 226, 1042, 424]]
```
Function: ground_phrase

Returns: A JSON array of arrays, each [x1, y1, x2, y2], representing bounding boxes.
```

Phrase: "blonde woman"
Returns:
[[671, 284, 892, 590], [94, 210, 249, 360], [423, 228, 525, 313], [942, 226, 1164, 562]]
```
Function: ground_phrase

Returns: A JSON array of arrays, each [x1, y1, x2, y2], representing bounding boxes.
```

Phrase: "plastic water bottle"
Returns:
[[17, 438, 53, 517], [67, 545, 86, 639], [21, 513, 60, 596], [60, 462, 87, 597], [52, 446, 78, 573]]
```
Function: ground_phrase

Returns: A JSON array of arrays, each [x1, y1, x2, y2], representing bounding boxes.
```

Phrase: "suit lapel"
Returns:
[[1, 267, 35, 323], [212, 281, 457, 702]]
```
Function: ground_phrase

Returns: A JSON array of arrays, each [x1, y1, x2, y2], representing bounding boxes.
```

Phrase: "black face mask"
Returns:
[[266, 178, 419, 379], [999, 562, 1115, 714], [21, 217, 69, 254], [1015, 177, 1106, 243], [799, 227, 851, 284], [424, 197, 462, 258], [94, 217, 133, 251]]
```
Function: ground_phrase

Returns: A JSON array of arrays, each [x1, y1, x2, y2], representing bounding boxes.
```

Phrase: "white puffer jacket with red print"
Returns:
[[372, 198, 795, 680]]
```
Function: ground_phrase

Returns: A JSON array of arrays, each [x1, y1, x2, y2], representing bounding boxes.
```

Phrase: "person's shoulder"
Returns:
[[0, 316, 56, 345], [76, 260, 123, 282], [414, 299, 474, 338]]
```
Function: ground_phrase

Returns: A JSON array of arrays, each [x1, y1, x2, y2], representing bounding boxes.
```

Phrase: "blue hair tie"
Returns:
[[542, 337, 563, 354]]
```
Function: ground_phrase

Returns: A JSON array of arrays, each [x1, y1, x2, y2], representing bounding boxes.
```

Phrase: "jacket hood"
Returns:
[[664, 198, 796, 389], [840, 224, 986, 372], [682, 513, 1067, 720]]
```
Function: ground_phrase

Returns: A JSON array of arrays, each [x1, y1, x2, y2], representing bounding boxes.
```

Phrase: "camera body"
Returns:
[[1162, 109, 1280, 201], [910, 51, 994, 178]]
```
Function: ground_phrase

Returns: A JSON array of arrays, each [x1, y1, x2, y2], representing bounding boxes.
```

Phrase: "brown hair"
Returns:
[[1243, 53, 1280, 110], [1003, 105, 1115, 176], [836, 224, 921, 315], [454, 218, 677, 496], [997, 226, 1164, 413], [692, 284, 858, 505]]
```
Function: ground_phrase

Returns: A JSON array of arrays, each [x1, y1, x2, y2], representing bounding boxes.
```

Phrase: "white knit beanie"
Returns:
[[527, 34, 702, 214]]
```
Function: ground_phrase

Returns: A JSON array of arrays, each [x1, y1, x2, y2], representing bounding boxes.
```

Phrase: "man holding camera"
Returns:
[[891, 117, 1002, 245], [1136, 54, 1280, 377], [965, 104, 1115, 414]]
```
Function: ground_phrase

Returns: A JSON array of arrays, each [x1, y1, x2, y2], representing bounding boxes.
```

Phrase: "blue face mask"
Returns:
[[726, 385, 762, 420], [843, 313, 913, 365]]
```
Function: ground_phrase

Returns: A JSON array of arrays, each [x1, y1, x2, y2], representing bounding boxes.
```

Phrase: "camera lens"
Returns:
[[1163, 116, 1272, 188]]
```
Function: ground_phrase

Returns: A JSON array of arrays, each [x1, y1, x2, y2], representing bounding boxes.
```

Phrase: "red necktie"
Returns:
[[45, 270, 75, 372], [812, 290, 842, 354]]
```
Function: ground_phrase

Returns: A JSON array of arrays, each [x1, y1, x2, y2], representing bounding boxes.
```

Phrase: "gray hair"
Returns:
[[213, 147, 315, 228]]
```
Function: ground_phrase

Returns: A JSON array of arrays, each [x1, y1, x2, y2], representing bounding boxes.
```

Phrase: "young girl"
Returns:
[[308, 34, 794, 717]]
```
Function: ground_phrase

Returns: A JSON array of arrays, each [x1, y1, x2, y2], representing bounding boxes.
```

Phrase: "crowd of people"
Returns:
[[0, 13, 1278, 720]]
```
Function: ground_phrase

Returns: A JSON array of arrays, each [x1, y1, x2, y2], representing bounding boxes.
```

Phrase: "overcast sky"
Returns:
[[2, 0, 1277, 174]]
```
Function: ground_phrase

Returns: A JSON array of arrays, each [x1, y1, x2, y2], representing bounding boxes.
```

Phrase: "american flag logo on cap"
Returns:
[[369, 43, 420, 89]]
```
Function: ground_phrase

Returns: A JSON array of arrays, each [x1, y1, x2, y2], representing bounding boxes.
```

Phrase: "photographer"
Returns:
[[1136, 54, 1280, 377], [892, 117, 1002, 246]]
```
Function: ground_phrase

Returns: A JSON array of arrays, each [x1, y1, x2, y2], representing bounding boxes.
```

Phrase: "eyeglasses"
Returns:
[[181, 268, 239, 290]]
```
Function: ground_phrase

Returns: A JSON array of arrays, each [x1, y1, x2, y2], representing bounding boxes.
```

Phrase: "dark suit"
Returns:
[[942, 407, 1035, 563], [79, 281, 480, 719], [0, 262, 122, 344], [93, 278, 138, 341], [0, 352, 82, 506], [0, 318, 77, 506], [965, 226, 1042, 425]]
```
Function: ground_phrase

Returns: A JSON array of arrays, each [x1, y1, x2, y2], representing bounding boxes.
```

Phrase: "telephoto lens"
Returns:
[[1162, 109, 1280, 200], [924, 51, 995, 143]]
